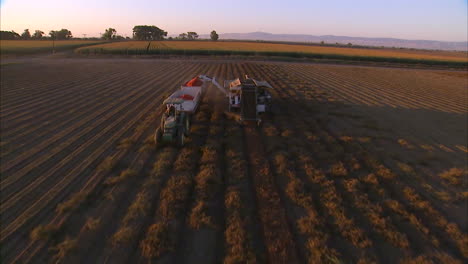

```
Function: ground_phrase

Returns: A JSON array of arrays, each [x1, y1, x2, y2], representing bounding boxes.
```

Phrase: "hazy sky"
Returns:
[[1, 0, 467, 41]]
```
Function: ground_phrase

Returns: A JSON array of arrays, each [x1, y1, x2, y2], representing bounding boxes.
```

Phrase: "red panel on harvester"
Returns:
[[184, 77, 203, 87]]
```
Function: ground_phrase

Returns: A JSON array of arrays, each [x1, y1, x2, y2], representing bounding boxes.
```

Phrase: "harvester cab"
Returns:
[[155, 99, 190, 147]]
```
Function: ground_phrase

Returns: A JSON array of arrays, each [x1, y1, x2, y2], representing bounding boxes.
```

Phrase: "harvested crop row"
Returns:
[[285, 64, 466, 159], [0, 66, 157, 145], [0, 63, 111, 108], [286, 64, 466, 113], [234, 63, 300, 264], [1, 63, 204, 263], [11, 62, 206, 264], [223, 121, 262, 263], [260, 62, 465, 261], [1, 63, 177, 173], [49, 63, 208, 264], [139, 84, 214, 263], [176, 63, 228, 263], [100, 147, 178, 263], [262, 121, 342, 263], [1, 64, 179, 218], [251, 63, 377, 261]]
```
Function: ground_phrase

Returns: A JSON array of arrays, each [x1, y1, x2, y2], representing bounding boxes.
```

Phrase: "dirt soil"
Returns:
[[1, 57, 466, 264]]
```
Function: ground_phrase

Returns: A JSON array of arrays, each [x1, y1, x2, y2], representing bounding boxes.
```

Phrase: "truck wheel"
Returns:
[[184, 117, 190, 136], [177, 129, 185, 147], [154, 128, 163, 147], [160, 116, 166, 130]]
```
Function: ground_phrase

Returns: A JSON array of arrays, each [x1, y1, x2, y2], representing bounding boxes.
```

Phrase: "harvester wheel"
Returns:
[[154, 128, 163, 147], [177, 129, 185, 147]]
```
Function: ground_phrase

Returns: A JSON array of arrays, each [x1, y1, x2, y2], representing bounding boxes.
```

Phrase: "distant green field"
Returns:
[[75, 40, 468, 67], [0, 40, 106, 54]]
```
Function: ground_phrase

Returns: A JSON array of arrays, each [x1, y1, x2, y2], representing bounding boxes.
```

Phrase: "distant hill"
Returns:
[[198, 32, 467, 51]]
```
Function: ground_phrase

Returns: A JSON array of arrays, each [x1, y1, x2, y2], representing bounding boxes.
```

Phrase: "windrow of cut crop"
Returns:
[[284, 63, 467, 259], [57, 62, 207, 264], [220, 61, 265, 264], [1, 62, 178, 184], [174, 63, 229, 263], [223, 122, 263, 263], [241, 62, 324, 262], [262, 121, 342, 263], [233, 62, 300, 263], [261, 62, 466, 261], [2, 62, 194, 245], [264, 63, 420, 253], [8, 62, 204, 264], [139, 75, 215, 263], [249, 62, 379, 262], [98, 147, 178, 263], [0, 64, 167, 161]]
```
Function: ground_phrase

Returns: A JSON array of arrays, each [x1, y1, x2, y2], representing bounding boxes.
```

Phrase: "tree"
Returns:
[[178, 33, 187, 40], [187, 32, 198, 40], [210, 30, 219, 41], [49, 30, 57, 39], [0, 30, 20, 40], [32, 30, 44, 39], [21, 29, 31, 39], [132, 25, 167, 40], [50, 29, 72, 40], [102, 28, 116, 40]]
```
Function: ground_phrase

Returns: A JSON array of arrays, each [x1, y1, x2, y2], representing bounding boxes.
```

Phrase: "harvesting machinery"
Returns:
[[154, 75, 272, 146], [154, 76, 207, 146], [223, 75, 272, 123]]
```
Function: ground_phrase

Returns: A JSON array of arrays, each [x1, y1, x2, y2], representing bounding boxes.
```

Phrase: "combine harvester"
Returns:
[[223, 75, 272, 124], [154, 75, 272, 147]]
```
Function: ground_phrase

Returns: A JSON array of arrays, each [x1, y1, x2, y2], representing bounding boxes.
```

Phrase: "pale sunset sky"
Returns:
[[1, 0, 467, 41]]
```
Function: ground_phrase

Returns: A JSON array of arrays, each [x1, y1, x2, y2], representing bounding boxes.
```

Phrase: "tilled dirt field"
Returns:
[[1, 58, 466, 263]]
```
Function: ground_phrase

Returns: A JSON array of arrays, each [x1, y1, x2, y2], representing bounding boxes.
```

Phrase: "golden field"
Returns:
[[0, 40, 105, 54], [76, 40, 468, 63]]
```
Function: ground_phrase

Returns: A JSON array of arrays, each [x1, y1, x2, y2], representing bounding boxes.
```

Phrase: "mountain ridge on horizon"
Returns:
[[195, 31, 467, 51]]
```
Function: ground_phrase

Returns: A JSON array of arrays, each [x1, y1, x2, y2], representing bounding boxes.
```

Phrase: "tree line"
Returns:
[[1, 26, 220, 41], [1, 29, 72, 40]]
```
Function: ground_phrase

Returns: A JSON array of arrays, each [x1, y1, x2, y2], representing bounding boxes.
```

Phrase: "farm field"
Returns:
[[75, 41, 468, 65], [0, 58, 467, 263], [0, 40, 105, 54]]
